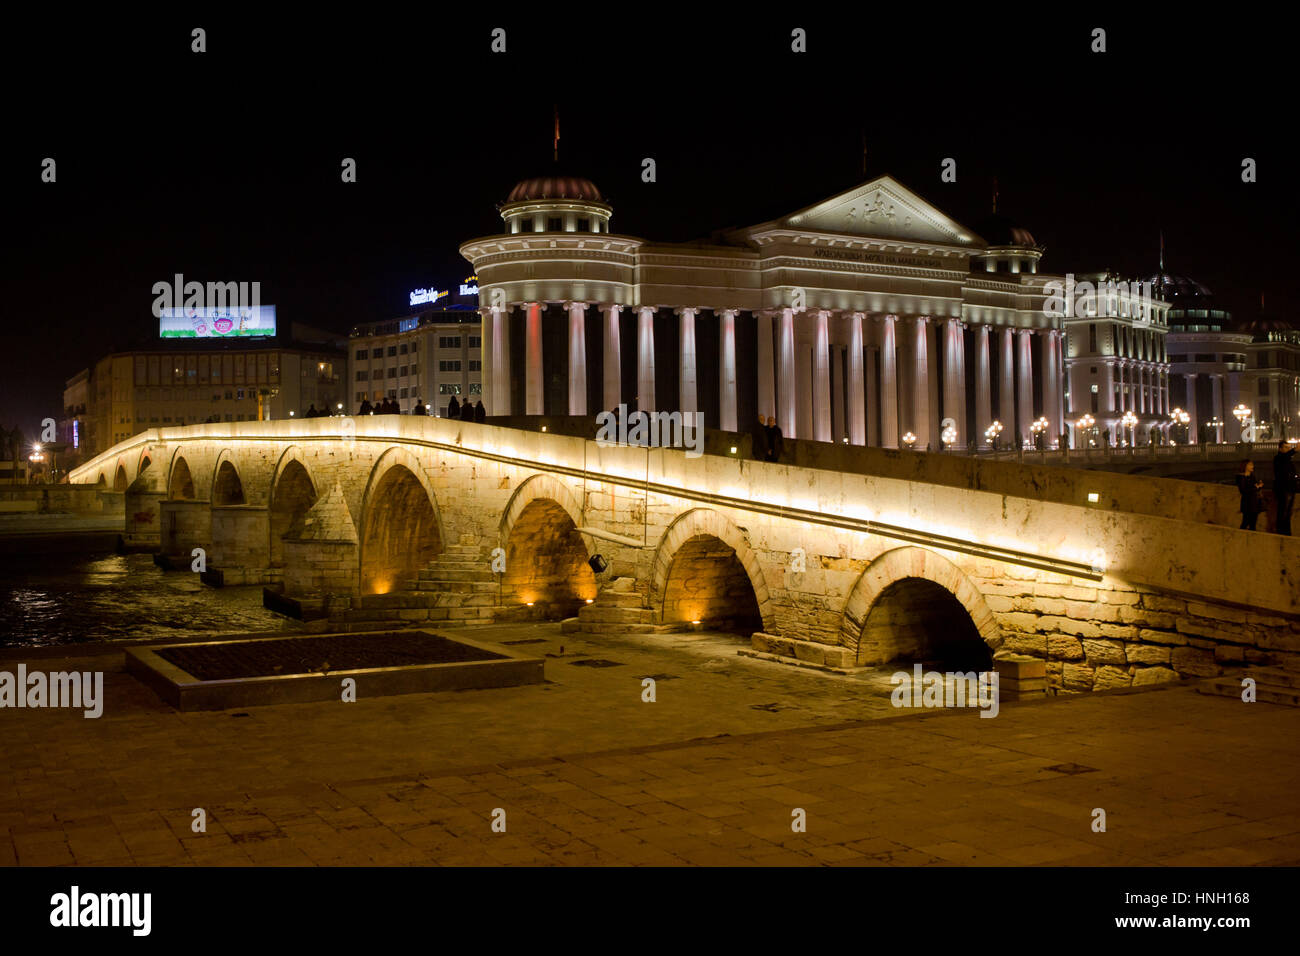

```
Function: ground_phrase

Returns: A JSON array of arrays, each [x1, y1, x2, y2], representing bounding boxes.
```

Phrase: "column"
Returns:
[[814, 310, 831, 442], [676, 307, 698, 416], [1227, 372, 1243, 441], [831, 346, 845, 444], [479, 308, 493, 416], [567, 301, 588, 416], [718, 309, 738, 432], [778, 307, 796, 438], [1016, 328, 1033, 446], [636, 306, 656, 411], [486, 306, 511, 415], [999, 327, 1015, 430], [942, 318, 964, 448], [975, 324, 992, 446], [880, 315, 898, 448], [1211, 374, 1223, 443], [1186, 373, 1198, 443], [1044, 329, 1061, 444], [847, 312, 866, 446], [1117, 362, 1127, 413], [602, 304, 622, 413], [912, 316, 931, 447], [756, 311, 775, 421], [525, 301, 544, 415]]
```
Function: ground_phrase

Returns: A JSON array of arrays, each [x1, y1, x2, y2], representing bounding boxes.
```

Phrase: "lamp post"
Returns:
[[1233, 403, 1253, 443], [1120, 410, 1138, 448], [1169, 407, 1190, 444], [940, 422, 957, 451], [902, 431, 917, 450], [1076, 413, 1095, 449], [1030, 416, 1049, 450], [984, 420, 1003, 452]]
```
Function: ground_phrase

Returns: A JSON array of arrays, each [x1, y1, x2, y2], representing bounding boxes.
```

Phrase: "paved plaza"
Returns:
[[2, 623, 1298, 866]]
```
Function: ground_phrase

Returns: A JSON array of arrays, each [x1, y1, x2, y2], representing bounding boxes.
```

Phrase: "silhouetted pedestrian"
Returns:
[[448, 395, 460, 419], [412, 400, 427, 416], [359, 399, 373, 416], [305, 403, 319, 418], [1274, 440, 1296, 535], [1237, 460, 1263, 530], [474, 400, 485, 422], [751, 413, 769, 461], [765, 416, 783, 463]]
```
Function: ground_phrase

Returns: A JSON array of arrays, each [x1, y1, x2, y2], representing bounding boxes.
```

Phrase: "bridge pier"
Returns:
[[206, 504, 275, 586], [122, 469, 166, 551], [157, 499, 212, 570]]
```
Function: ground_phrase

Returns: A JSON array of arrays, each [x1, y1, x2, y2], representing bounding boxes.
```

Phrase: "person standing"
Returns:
[[765, 415, 784, 463], [474, 400, 486, 422], [1236, 460, 1263, 530], [447, 395, 460, 419], [751, 413, 769, 461], [412, 399, 427, 416], [1274, 440, 1296, 535]]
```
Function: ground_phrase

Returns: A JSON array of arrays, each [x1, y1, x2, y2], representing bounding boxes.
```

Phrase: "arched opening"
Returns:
[[660, 533, 762, 633], [501, 498, 596, 618], [360, 464, 441, 594], [857, 577, 992, 671], [212, 460, 246, 505], [138, 455, 152, 475], [112, 465, 128, 492], [169, 457, 195, 499], [269, 459, 317, 568], [95, 473, 107, 488]]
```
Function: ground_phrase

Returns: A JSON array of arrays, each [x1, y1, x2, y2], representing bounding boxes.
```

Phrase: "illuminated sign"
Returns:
[[410, 288, 449, 306], [460, 275, 479, 297], [159, 305, 277, 338]]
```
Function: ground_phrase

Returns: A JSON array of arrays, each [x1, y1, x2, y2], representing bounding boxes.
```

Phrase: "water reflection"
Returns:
[[0, 551, 303, 648]]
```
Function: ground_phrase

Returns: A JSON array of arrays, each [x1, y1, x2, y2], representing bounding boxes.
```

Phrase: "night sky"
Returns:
[[5, 10, 1291, 436]]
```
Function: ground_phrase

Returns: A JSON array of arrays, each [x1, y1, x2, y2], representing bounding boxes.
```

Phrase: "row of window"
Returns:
[[133, 353, 282, 387], [354, 336, 482, 361], [353, 383, 484, 402]]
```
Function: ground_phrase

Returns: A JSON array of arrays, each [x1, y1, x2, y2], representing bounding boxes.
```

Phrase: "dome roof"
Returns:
[[1234, 311, 1294, 337], [1148, 272, 1214, 303], [506, 175, 605, 204], [974, 213, 1038, 248]]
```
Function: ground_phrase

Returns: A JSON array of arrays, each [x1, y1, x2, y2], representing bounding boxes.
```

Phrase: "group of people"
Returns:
[[356, 397, 403, 415], [446, 396, 486, 421], [1237, 440, 1297, 534], [300, 404, 336, 418], [750, 415, 786, 463]]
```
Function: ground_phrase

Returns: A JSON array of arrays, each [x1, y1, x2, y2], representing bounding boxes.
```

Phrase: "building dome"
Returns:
[[1148, 272, 1214, 304], [1234, 310, 1295, 339], [506, 175, 604, 204], [974, 213, 1038, 248]]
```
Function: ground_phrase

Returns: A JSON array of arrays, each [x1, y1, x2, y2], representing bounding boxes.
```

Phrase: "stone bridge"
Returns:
[[69, 417, 1300, 693]]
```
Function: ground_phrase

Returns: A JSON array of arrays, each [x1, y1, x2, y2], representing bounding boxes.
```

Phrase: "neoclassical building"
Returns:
[[460, 173, 1172, 450]]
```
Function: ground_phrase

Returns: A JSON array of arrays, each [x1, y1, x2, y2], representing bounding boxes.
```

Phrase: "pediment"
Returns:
[[767, 176, 981, 246]]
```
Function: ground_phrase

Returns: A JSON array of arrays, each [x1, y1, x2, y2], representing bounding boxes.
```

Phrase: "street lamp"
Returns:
[[1169, 407, 1190, 444], [984, 420, 1003, 451], [1120, 410, 1138, 447], [940, 423, 957, 449], [902, 431, 917, 450], [1030, 416, 1049, 449], [1076, 414, 1095, 449], [1233, 403, 1253, 442]]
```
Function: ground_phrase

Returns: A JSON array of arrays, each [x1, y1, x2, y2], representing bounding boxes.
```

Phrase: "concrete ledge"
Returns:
[[263, 587, 330, 621], [124, 629, 544, 711]]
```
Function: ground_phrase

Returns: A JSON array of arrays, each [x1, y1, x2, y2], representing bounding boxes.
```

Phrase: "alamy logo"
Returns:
[[1041, 274, 1154, 319], [596, 404, 704, 458], [891, 664, 999, 718], [0, 665, 103, 718], [151, 273, 261, 318], [50, 886, 151, 936]]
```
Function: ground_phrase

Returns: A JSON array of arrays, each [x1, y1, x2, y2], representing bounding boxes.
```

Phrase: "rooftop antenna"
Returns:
[[553, 105, 560, 164], [992, 176, 998, 214], [1159, 230, 1165, 272], [861, 129, 867, 178]]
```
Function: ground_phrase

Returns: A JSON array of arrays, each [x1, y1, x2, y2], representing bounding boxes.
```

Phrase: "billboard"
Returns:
[[159, 305, 277, 339]]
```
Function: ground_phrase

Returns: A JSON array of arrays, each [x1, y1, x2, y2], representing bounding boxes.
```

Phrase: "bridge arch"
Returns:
[[112, 461, 128, 492], [650, 508, 773, 633], [95, 472, 107, 488], [269, 447, 318, 568], [210, 451, 246, 506], [167, 452, 196, 500], [840, 547, 1002, 669], [498, 473, 596, 616], [358, 446, 445, 594], [136, 448, 152, 480]]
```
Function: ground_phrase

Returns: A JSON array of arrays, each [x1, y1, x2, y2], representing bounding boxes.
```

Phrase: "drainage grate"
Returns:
[[1043, 763, 1097, 775], [568, 658, 625, 668], [500, 638, 548, 646]]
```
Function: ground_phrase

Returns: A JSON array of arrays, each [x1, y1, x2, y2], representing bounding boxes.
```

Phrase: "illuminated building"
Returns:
[[461, 173, 1172, 450], [348, 283, 483, 416]]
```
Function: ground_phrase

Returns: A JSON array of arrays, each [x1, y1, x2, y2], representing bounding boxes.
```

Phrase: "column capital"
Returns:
[[717, 307, 739, 318], [674, 306, 701, 318], [635, 304, 658, 317], [599, 302, 623, 314], [564, 300, 589, 311]]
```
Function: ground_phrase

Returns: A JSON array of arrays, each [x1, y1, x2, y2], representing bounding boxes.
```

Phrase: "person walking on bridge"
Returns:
[[1236, 460, 1264, 530], [765, 416, 784, 463], [1274, 440, 1297, 535], [751, 414, 769, 461]]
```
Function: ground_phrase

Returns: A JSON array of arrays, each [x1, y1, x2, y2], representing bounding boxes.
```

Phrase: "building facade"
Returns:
[[347, 290, 483, 417], [461, 173, 1173, 451], [67, 324, 346, 459]]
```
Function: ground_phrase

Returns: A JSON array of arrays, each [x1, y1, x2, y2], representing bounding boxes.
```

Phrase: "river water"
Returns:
[[0, 550, 302, 648]]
